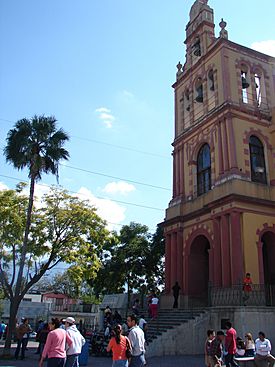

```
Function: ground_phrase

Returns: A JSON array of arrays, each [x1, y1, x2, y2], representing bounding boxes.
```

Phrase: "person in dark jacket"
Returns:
[[172, 281, 181, 308]]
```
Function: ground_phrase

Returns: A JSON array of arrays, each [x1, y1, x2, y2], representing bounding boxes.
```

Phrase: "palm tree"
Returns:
[[3, 115, 69, 351]]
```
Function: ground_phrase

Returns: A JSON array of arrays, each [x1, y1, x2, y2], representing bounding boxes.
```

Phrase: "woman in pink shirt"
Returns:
[[39, 318, 72, 367]]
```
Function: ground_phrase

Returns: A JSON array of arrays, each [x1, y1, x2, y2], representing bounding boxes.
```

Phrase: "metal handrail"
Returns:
[[209, 283, 275, 307]]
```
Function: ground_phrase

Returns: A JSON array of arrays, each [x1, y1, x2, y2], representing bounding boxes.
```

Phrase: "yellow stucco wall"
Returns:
[[243, 213, 275, 284]]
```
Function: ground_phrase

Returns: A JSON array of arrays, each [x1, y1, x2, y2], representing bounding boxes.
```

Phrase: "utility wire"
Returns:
[[0, 137, 170, 192], [60, 163, 170, 191], [71, 135, 170, 159], [0, 118, 170, 159], [0, 173, 165, 212]]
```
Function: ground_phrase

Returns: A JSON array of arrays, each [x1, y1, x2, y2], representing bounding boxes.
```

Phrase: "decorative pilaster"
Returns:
[[222, 118, 229, 172], [213, 217, 222, 286], [218, 122, 224, 175], [230, 211, 243, 284], [221, 214, 231, 286], [165, 234, 172, 293], [170, 232, 178, 288], [176, 230, 183, 292]]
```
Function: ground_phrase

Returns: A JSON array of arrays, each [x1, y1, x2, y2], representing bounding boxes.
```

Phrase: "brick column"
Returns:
[[176, 230, 183, 292], [170, 232, 177, 288], [165, 233, 172, 293], [213, 217, 222, 287], [172, 152, 176, 198], [227, 115, 238, 171], [230, 211, 243, 284], [179, 147, 185, 196], [221, 214, 231, 286], [176, 149, 180, 196], [222, 119, 229, 172], [257, 241, 264, 284], [218, 122, 224, 175]]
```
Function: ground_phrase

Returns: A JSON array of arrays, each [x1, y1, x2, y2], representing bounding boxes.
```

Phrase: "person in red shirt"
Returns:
[[243, 273, 252, 305], [224, 321, 239, 367]]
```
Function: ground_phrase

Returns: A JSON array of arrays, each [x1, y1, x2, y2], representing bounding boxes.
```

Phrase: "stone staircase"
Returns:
[[145, 309, 204, 343], [142, 308, 210, 357]]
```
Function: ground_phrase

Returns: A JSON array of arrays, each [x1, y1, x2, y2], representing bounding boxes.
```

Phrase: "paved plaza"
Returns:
[[0, 342, 205, 367]]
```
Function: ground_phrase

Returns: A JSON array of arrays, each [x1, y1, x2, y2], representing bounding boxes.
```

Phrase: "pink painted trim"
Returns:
[[177, 230, 183, 294], [227, 116, 238, 169], [165, 234, 172, 293], [218, 122, 224, 174], [222, 119, 229, 172]]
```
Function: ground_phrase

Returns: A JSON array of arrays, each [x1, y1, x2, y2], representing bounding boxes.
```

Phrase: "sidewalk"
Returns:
[[0, 343, 205, 367]]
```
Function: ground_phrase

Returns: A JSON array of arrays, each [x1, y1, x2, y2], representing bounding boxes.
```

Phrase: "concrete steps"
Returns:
[[144, 309, 206, 344], [144, 308, 209, 357]]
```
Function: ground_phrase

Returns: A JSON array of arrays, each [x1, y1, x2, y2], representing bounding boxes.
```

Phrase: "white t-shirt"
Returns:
[[138, 318, 147, 330], [151, 297, 159, 305], [255, 338, 272, 356]]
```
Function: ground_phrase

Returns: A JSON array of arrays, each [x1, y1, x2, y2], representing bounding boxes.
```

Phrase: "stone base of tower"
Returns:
[[146, 306, 275, 357], [163, 179, 275, 299]]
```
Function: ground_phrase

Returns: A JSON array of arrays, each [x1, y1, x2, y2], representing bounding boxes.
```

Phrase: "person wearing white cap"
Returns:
[[65, 317, 85, 367]]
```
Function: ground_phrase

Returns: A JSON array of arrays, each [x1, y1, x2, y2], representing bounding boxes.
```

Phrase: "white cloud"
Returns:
[[0, 182, 9, 191], [251, 40, 275, 57], [95, 107, 111, 113], [122, 90, 134, 99], [20, 183, 51, 208], [95, 107, 116, 128], [102, 181, 136, 195], [77, 187, 126, 230]]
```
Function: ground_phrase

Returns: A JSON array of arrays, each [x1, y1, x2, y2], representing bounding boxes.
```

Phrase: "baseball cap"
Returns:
[[65, 317, 75, 324]]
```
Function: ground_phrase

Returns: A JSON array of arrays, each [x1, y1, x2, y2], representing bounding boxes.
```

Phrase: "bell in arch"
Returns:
[[195, 84, 203, 103], [241, 75, 250, 89], [193, 40, 201, 57]]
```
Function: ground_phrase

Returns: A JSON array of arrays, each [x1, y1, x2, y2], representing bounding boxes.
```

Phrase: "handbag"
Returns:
[[125, 337, 132, 359]]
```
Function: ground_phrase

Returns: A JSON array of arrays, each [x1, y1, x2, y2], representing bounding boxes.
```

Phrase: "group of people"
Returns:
[[14, 316, 85, 367], [205, 321, 275, 367], [107, 314, 147, 367]]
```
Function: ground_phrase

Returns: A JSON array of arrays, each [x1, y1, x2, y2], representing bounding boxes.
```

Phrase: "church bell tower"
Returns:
[[163, 0, 275, 307]]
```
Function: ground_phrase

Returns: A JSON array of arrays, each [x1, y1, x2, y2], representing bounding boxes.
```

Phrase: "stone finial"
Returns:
[[190, 0, 209, 22], [219, 18, 228, 39], [176, 62, 183, 79]]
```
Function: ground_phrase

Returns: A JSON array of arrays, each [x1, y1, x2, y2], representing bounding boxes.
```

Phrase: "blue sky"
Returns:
[[1, 0, 275, 234]]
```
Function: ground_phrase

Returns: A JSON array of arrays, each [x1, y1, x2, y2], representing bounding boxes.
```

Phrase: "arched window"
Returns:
[[249, 135, 267, 184], [195, 78, 203, 103], [208, 69, 215, 92], [240, 64, 250, 104], [185, 89, 191, 112], [197, 144, 211, 196], [192, 36, 201, 57]]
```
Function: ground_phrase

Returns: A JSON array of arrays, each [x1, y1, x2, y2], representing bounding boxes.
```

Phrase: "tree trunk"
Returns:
[[3, 177, 35, 356], [2, 297, 20, 356], [14, 176, 35, 298], [127, 277, 131, 312]]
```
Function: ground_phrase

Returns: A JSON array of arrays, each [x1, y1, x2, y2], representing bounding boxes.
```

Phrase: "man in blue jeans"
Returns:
[[127, 314, 146, 367]]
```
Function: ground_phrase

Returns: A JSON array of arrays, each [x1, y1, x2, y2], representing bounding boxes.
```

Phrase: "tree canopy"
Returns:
[[0, 186, 111, 299], [0, 186, 112, 353], [91, 222, 165, 297], [2, 115, 70, 354]]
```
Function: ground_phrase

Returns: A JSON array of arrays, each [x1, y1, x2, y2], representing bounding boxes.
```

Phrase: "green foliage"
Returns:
[[2, 115, 70, 353], [0, 186, 111, 300], [4, 115, 69, 181], [91, 222, 165, 296]]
